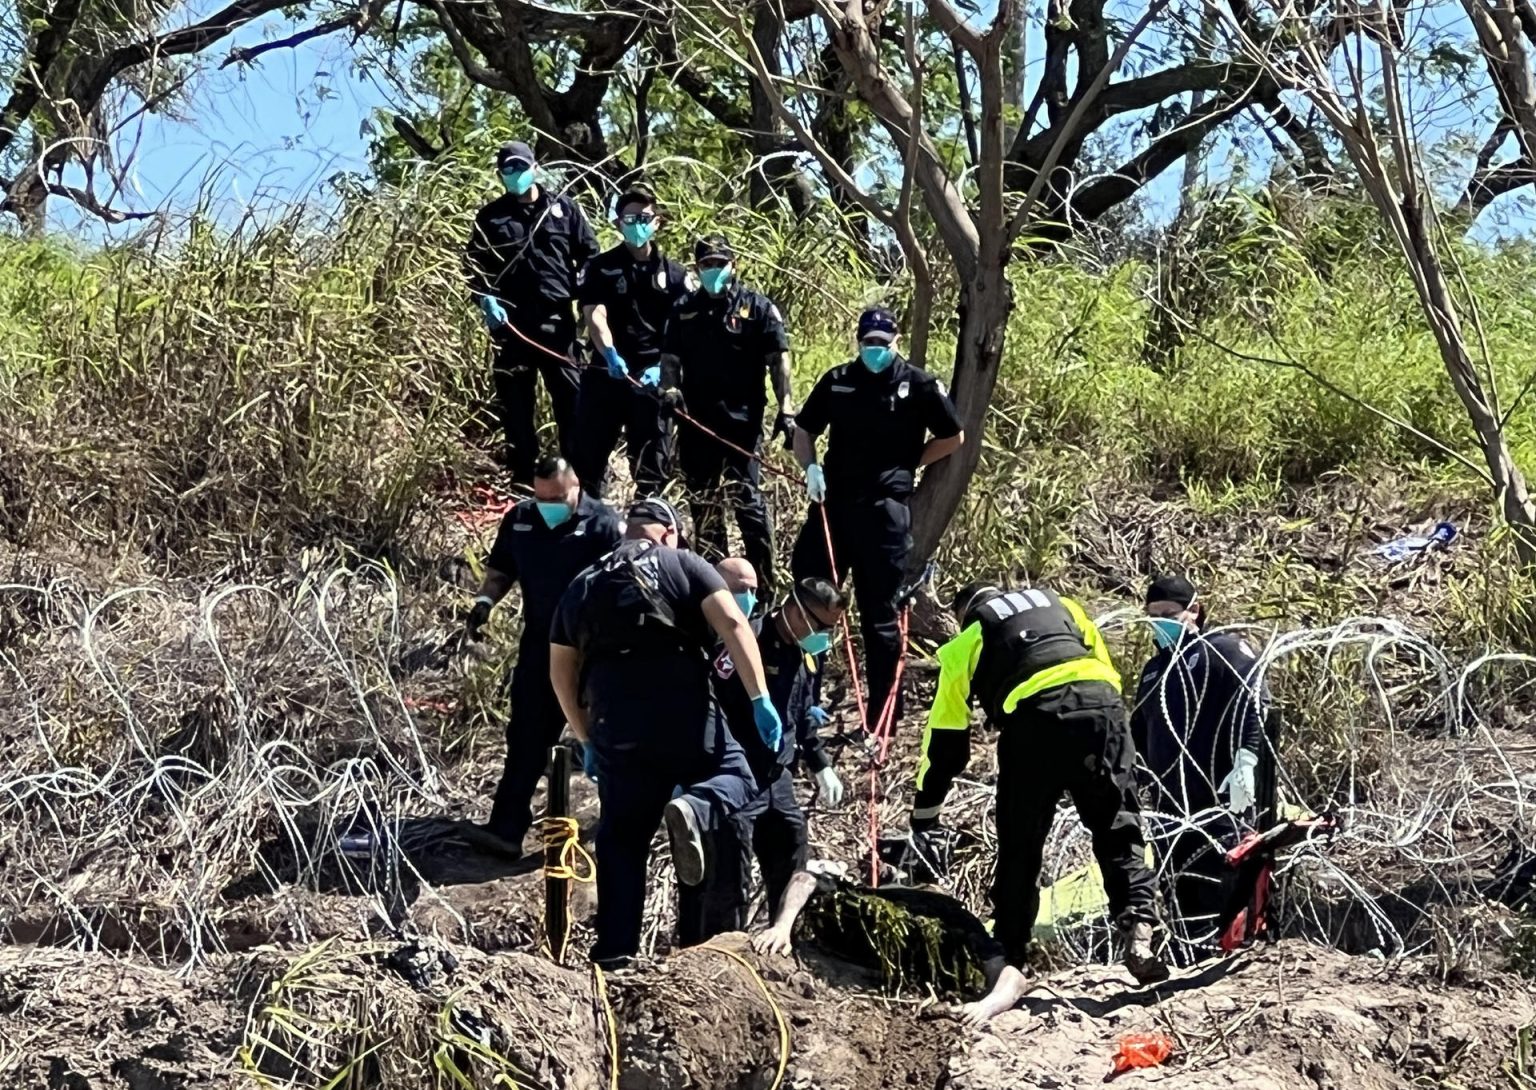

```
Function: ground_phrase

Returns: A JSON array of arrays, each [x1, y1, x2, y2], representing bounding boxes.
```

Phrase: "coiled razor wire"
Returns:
[[0, 566, 471, 970], [3, 575, 1536, 976], [926, 612, 1536, 969]]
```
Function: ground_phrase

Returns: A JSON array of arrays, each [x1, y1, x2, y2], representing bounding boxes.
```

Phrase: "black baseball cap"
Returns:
[[496, 141, 535, 170], [857, 307, 898, 344], [1146, 573, 1197, 609], [694, 235, 734, 263], [627, 497, 689, 546]]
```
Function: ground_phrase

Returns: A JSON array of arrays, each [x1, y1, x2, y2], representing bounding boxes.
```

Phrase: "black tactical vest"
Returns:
[[571, 540, 705, 663], [968, 588, 1092, 719]]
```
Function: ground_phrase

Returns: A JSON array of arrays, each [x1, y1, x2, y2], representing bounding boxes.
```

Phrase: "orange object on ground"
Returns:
[[1108, 1031, 1173, 1078]]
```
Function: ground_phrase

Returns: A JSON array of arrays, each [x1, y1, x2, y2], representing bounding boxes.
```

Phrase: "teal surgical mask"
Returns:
[[859, 344, 895, 372], [537, 501, 573, 528], [799, 630, 832, 655], [501, 167, 535, 196], [620, 220, 656, 248], [734, 591, 757, 617], [700, 265, 732, 295], [1150, 618, 1186, 649], [791, 590, 833, 654]]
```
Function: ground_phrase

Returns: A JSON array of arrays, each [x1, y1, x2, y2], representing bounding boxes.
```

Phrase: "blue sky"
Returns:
[[51, 8, 395, 235], [46, 1, 1534, 241]]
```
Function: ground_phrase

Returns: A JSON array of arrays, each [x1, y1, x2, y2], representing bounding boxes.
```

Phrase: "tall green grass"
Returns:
[[4, 171, 1534, 643]]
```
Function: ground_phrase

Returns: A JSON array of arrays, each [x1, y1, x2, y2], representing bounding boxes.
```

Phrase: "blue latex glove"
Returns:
[[581, 741, 599, 782], [806, 706, 830, 728], [805, 464, 827, 503], [640, 365, 661, 388], [752, 695, 784, 752], [477, 296, 507, 329], [602, 345, 627, 379]]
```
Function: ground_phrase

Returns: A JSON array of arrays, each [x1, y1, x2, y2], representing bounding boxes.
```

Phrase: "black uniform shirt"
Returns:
[[486, 493, 622, 636], [550, 546, 726, 722], [665, 285, 789, 428], [464, 189, 599, 310], [577, 245, 690, 369], [709, 613, 828, 781], [796, 356, 962, 501], [1130, 631, 1268, 817]]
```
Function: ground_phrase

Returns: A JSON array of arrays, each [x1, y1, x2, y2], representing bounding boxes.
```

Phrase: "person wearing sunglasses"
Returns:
[[659, 234, 793, 588], [464, 140, 599, 483], [575, 185, 690, 497]]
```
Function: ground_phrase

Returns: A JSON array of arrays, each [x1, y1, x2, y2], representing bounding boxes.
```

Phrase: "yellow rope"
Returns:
[[592, 963, 620, 1090], [540, 816, 596, 882], [539, 816, 595, 964], [700, 945, 790, 1090]]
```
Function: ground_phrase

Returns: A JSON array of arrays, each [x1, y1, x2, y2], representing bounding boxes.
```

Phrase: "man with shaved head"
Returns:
[[677, 559, 848, 944]]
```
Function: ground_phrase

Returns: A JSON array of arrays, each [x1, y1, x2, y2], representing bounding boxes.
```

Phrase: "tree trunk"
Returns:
[[908, 266, 1014, 567], [1399, 198, 1536, 562]]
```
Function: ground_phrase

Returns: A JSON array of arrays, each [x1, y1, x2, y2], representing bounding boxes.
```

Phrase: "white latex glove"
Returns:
[[805, 464, 827, 503], [1218, 747, 1260, 814], [814, 766, 844, 807]]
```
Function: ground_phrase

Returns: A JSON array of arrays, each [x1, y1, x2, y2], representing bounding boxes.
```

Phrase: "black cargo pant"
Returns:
[[675, 770, 807, 945], [678, 421, 774, 582], [993, 680, 1157, 966], [588, 696, 755, 963], [491, 308, 579, 482], [791, 496, 909, 726], [573, 366, 671, 498], [486, 635, 567, 846]]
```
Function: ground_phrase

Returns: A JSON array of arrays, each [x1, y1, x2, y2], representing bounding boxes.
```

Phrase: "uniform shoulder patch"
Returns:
[[1238, 638, 1258, 659], [684, 271, 700, 291]]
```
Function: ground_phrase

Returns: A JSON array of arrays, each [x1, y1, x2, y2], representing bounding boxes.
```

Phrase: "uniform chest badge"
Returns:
[[738, 303, 752, 319], [654, 267, 667, 291], [550, 204, 564, 219], [898, 381, 910, 399]]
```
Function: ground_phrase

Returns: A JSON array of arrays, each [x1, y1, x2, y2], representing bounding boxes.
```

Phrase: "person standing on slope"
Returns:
[[789, 307, 963, 728], [464, 140, 599, 482]]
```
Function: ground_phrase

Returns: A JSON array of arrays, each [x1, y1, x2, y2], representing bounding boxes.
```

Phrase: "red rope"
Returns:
[[494, 314, 905, 878]]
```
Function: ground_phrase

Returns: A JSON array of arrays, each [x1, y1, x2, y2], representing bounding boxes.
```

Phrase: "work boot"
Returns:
[[664, 797, 707, 886], [1121, 921, 1170, 986], [458, 821, 525, 861]]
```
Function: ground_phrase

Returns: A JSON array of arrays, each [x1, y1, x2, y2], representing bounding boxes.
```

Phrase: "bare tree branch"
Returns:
[[0, 173, 157, 226], [221, 16, 363, 69], [390, 114, 444, 159]]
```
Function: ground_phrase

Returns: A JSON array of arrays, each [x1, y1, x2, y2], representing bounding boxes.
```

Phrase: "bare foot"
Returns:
[[958, 966, 1029, 1026], [751, 926, 793, 958]]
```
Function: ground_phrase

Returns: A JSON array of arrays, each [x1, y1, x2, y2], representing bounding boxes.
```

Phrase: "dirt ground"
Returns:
[[6, 930, 1534, 1089]]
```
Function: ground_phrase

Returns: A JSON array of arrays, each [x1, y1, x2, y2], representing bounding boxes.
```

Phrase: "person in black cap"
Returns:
[[574, 186, 691, 497], [789, 306, 965, 727], [458, 455, 622, 858], [1131, 573, 1272, 965], [548, 496, 782, 966], [464, 140, 600, 483], [660, 234, 793, 585]]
